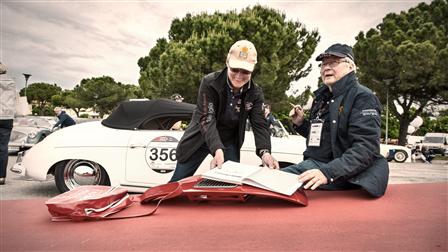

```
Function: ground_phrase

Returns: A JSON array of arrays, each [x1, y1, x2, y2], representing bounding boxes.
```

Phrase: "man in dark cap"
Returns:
[[284, 43, 389, 197]]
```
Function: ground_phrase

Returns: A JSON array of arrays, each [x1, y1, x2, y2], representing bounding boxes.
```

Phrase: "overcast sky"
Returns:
[[1, 0, 430, 95]]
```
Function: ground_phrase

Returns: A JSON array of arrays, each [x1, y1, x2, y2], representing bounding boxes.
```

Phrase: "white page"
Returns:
[[201, 161, 261, 184], [243, 167, 302, 196]]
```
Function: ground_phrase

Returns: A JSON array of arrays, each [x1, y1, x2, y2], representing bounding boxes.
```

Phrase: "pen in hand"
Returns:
[[289, 103, 302, 116]]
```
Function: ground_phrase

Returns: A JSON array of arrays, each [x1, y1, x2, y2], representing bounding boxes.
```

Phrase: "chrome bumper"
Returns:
[[10, 151, 26, 176]]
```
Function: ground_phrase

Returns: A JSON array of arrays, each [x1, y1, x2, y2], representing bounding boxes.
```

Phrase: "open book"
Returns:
[[201, 161, 302, 196]]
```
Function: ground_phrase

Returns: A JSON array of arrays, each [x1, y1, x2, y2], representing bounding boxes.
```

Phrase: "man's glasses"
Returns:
[[318, 59, 349, 68], [229, 67, 252, 75]]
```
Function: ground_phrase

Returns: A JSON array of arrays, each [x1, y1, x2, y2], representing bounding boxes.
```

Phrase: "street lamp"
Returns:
[[384, 79, 393, 145], [23, 73, 32, 97]]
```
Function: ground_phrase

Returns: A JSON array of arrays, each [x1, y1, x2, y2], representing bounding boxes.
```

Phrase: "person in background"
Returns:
[[283, 43, 389, 197], [169, 40, 279, 182], [264, 103, 277, 130], [0, 62, 16, 185], [170, 93, 184, 130], [52, 107, 76, 130], [421, 146, 433, 164]]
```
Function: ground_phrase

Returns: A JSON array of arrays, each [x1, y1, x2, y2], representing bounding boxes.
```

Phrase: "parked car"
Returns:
[[419, 132, 448, 156], [12, 99, 306, 193], [8, 116, 55, 154], [380, 144, 412, 163]]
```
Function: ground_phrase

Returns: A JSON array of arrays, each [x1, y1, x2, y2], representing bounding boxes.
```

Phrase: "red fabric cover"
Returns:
[[139, 176, 308, 206], [2, 183, 446, 251]]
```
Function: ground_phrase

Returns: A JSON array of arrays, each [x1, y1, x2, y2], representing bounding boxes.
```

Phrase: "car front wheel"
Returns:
[[393, 150, 408, 163], [54, 159, 110, 193]]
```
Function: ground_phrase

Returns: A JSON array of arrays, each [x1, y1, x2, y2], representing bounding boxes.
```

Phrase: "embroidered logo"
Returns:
[[238, 47, 249, 59], [207, 102, 214, 114], [245, 102, 253, 111], [361, 109, 378, 116]]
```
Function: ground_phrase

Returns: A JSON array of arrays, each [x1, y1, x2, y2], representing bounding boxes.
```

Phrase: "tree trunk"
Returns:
[[398, 115, 410, 146]]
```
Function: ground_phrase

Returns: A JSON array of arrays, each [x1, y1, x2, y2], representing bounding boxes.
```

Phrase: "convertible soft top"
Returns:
[[101, 99, 196, 130]]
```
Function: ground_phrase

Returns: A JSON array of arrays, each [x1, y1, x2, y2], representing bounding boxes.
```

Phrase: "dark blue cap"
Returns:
[[316, 43, 354, 62]]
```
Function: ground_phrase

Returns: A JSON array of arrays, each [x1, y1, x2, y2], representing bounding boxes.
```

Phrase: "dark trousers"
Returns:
[[169, 143, 240, 182], [0, 119, 13, 178]]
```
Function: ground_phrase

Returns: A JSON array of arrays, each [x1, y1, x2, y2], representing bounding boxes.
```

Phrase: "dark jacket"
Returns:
[[295, 71, 389, 197], [54, 111, 76, 129], [176, 68, 271, 163]]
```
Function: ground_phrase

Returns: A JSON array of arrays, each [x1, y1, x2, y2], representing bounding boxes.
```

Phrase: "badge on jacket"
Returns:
[[309, 119, 324, 147]]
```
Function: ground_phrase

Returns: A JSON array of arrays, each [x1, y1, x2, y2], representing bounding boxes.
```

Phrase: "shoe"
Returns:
[[0, 178, 5, 185]]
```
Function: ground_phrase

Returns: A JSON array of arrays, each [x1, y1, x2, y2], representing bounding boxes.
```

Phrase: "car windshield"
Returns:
[[9, 131, 27, 142], [423, 137, 444, 144]]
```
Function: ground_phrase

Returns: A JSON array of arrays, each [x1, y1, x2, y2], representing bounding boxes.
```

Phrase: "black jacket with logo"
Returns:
[[176, 68, 271, 163], [295, 71, 389, 197]]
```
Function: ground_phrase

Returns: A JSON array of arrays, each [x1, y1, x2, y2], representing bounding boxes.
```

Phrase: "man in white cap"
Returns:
[[0, 62, 16, 185], [170, 40, 279, 182]]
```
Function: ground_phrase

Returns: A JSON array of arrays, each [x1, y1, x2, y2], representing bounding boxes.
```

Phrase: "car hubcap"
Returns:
[[64, 160, 102, 189], [395, 152, 406, 162]]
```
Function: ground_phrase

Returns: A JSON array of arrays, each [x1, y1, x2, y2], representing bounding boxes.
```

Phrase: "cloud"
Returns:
[[1, 0, 430, 93]]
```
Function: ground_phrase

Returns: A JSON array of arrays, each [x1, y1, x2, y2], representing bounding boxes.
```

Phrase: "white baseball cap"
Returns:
[[226, 40, 257, 72]]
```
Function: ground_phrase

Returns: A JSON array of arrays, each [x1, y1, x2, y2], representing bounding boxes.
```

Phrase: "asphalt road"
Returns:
[[1, 155, 447, 200]]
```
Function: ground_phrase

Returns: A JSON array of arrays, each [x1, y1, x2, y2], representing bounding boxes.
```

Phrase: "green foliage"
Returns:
[[354, 0, 448, 145], [122, 84, 143, 100], [31, 105, 54, 116], [138, 5, 319, 106], [381, 107, 400, 139], [57, 90, 89, 117], [73, 76, 132, 118], [20, 83, 62, 116], [415, 115, 448, 135]]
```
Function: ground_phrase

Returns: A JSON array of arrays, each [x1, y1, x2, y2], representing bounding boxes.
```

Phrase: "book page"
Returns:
[[201, 161, 261, 184], [243, 167, 302, 196]]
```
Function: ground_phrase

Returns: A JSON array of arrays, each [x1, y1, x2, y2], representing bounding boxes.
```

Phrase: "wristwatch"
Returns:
[[259, 149, 270, 158]]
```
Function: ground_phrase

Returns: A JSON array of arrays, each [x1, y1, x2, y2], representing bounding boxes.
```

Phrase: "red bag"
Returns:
[[45, 183, 182, 222], [45, 186, 134, 221]]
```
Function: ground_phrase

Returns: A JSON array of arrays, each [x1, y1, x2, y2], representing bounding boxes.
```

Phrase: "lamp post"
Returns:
[[23, 73, 32, 97], [384, 79, 393, 145]]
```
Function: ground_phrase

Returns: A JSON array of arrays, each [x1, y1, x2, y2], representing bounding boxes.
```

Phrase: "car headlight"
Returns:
[[28, 132, 37, 139]]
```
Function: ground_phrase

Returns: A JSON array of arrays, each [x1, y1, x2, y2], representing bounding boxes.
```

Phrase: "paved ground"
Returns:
[[1, 155, 447, 200]]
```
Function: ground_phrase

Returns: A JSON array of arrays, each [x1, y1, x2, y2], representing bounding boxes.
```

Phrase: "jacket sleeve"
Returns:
[[196, 78, 225, 156], [53, 115, 63, 128], [320, 92, 382, 182], [248, 88, 272, 157]]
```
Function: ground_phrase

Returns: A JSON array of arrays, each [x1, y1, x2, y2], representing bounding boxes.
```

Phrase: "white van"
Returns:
[[421, 132, 448, 155]]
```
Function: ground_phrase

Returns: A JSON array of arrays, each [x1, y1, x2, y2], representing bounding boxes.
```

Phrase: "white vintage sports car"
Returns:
[[12, 99, 306, 193]]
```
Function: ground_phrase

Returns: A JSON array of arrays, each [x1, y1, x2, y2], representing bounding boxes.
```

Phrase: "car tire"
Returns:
[[393, 150, 408, 163], [54, 159, 110, 193]]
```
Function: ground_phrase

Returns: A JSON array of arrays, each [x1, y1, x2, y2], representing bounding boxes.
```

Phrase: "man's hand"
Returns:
[[298, 169, 328, 190], [210, 149, 225, 169], [261, 153, 280, 169], [289, 104, 304, 126]]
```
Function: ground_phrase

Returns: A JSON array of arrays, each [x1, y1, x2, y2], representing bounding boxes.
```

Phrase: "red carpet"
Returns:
[[1, 183, 447, 251]]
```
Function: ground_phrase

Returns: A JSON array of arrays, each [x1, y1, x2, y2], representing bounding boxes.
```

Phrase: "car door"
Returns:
[[125, 130, 184, 186]]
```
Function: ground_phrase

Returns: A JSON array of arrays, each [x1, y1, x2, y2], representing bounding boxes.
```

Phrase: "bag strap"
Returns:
[[86, 182, 183, 220]]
